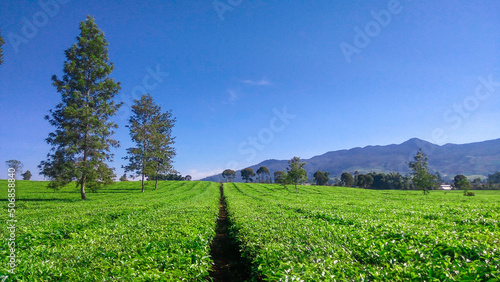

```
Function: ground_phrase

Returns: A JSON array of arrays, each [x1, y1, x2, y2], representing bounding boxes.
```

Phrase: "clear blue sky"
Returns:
[[1, 0, 499, 180]]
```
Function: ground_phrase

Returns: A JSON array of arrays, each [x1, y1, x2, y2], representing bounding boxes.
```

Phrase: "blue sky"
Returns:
[[1, 0, 499, 180]]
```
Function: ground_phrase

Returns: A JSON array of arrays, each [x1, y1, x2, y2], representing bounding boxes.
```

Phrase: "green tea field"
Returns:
[[224, 183, 500, 281], [1, 180, 499, 281], [0, 180, 219, 281]]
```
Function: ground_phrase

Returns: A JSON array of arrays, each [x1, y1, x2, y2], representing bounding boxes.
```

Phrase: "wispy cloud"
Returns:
[[223, 77, 272, 105], [240, 78, 272, 86], [228, 89, 238, 101]]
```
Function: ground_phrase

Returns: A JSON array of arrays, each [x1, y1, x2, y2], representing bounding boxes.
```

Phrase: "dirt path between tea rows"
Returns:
[[209, 183, 253, 281]]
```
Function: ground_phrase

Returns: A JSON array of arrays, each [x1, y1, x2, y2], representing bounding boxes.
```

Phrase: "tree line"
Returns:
[[221, 149, 500, 194], [223, 157, 308, 192]]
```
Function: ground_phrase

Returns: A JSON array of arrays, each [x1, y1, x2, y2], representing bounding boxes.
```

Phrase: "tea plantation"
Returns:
[[1, 180, 499, 281], [0, 180, 219, 281], [224, 183, 500, 281]]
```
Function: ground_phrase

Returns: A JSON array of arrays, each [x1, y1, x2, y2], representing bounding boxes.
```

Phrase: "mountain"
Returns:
[[201, 138, 500, 182]]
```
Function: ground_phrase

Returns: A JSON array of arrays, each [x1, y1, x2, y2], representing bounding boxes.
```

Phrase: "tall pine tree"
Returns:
[[39, 16, 121, 200], [150, 105, 176, 190], [124, 94, 176, 192]]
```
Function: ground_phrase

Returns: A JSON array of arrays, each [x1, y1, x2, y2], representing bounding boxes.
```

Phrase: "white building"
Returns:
[[439, 184, 452, 190]]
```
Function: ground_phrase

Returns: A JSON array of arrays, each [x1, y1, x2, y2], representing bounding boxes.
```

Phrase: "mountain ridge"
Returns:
[[201, 138, 500, 182]]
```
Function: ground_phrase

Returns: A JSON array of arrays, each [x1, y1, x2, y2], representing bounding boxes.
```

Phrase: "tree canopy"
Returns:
[[453, 175, 468, 189], [487, 172, 500, 184], [5, 160, 23, 179], [222, 169, 236, 182], [124, 94, 176, 192], [256, 166, 271, 183], [408, 148, 437, 195], [286, 157, 307, 191], [274, 171, 286, 185], [241, 168, 255, 183], [340, 172, 354, 187], [313, 170, 330, 186], [356, 174, 374, 188], [22, 170, 32, 180]]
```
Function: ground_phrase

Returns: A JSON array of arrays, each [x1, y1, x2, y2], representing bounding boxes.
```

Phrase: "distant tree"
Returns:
[[362, 172, 413, 190], [471, 177, 482, 189], [368, 172, 386, 189], [436, 171, 444, 184], [354, 171, 359, 187], [38, 16, 121, 199], [274, 170, 289, 188], [152, 173, 184, 181], [385, 172, 407, 190], [487, 172, 500, 184], [119, 174, 127, 181], [5, 160, 23, 179], [256, 166, 270, 183], [265, 176, 271, 183], [184, 175, 192, 181], [274, 171, 285, 184], [222, 169, 236, 182], [357, 174, 374, 189], [286, 157, 307, 192], [453, 175, 468, 190], [403, 174, 414, 190], [365, 174, 374, 188], [340, 172, 354, 187], [0, 28, 4, 65], [331, 176, 342, 186], [458, 178, 473, 196], [407, 148, 437, 195], [241, 168, 255, 183], [313, 170, 330, 186], [21, 170, 32, 180], [124, 94, 176, 192]]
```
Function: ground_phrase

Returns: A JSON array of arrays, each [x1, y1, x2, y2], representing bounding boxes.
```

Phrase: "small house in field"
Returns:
[[439, 184, 452, 190]]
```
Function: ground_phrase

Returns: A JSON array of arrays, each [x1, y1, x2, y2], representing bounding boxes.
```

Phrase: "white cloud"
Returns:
[[240, 78, 271, 86]]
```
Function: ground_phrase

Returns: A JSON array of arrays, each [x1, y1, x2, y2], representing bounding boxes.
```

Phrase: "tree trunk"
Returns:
[[81, 137, 88, 200], [81, 93, 90, 200], [141, 173, 145, 193], [154, 166, 159, 190], [80, 175, 87, 200], [141, 143, 145, 193]]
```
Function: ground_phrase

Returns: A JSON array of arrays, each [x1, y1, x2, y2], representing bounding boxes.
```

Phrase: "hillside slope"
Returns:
[[202, 138, 500, 182]]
